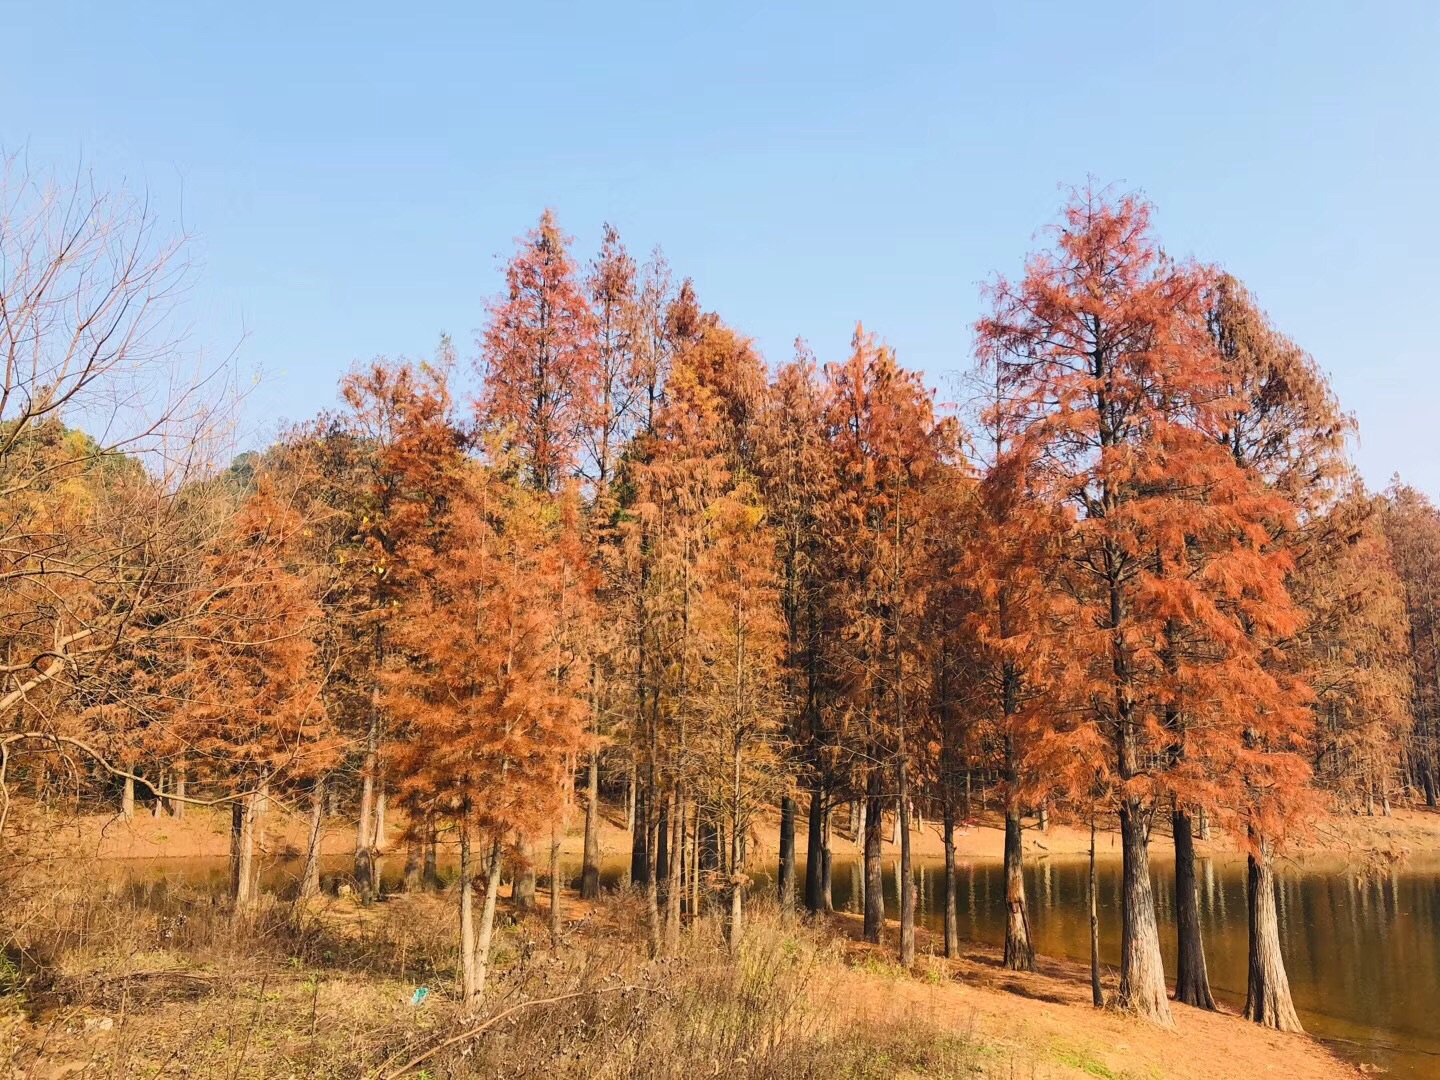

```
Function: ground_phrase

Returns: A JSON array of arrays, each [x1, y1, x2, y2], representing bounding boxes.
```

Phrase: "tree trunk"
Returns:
[[514, 834, 537, 911], [664, 791, 683, 952], [689, 800, 701, 917], [863, 770, 885, 944], [1244, 839, 1302, 1031], [473, 837, 505, 1001], [424, 815, 440, 888], [171, 768, 186, 820], [728, 746, 744, 952], [1117, 800, 1173, 1025], [355, 712, 379, 899], [121, 774, 135, 821], [820, 802, 833, 912], [855, 797, 866, 847], [459, 821, 478, 1004], [898, 758, 915, 967], [777, 794, 796, 917], [229, 792, 256, 909], [630, 784, 649, 888], [655, 801, 670, 885], [644, 784, 661, 957], [1002, 806, 1034, 971], [300, 776, 326, 899], [549, 820, 562, 946], [580, 747, 601, 899], [1090, 818, 1103, 1008], [942, 792, 959, 958], [403, 838, 422, 891], [1173, 807, 1216, 1009], [805, 780, 824, 914], [626, 764, 637, 833], [373, 785, 387, 853]]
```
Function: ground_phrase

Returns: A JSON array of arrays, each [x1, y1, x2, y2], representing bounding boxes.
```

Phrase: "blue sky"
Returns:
[[6, 1, 1438, 492]]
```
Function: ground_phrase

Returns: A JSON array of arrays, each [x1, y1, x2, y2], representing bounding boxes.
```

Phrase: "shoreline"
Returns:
[[33, 797, 1440, 873]]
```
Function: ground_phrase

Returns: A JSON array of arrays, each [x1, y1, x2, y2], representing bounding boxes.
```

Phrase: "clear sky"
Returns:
[[7, 1, 1437, 493]]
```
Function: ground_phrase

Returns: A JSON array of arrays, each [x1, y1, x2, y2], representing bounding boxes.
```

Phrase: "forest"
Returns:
[[3, 166, 1439, 1076]]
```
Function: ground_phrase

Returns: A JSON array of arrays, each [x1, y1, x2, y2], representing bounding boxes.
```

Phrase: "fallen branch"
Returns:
[[374, 984, 661, 1079]]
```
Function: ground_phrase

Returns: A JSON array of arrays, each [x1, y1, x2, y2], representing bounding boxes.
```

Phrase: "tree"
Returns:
[[1383, 482, 1440, 805], [385, 464, 586, 1001], [478, 209, 599, 493], [824, 326, 951, 963], [977, 190, 1308, 1025], [1205, 273, 1352, 1031], [169, 480, 331, 907], [755, 346, 837, 918]]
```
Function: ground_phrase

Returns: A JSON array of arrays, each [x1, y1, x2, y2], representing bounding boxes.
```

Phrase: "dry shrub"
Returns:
[[1, 869, 989, 1078]]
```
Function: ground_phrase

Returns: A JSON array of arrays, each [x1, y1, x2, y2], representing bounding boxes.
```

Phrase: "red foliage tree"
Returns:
[[478, 210, 599, 493]]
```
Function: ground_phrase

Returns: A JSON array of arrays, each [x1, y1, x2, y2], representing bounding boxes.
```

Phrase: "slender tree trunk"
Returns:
[[728, 743, 744, 951], [820, 802, 833, 912], [664, 791, 683, 951], [942, 791, 958, 958], [423, 814, 440, 888], [171, 768, 186, 820], [655, 801, 670, 885], [459, 820, 478, 1004], [855, 797, 866, 848], [1117, 800, 1173, 1025], [300, 775, 326, 899], [777, 794, 796, 917], [403, 838, 422, 891], [689, 801, 701, 917], [863, 770, 885, 943], [230, 792, 256, 909], [121, 774, 135, 821], [581, 746, 601, 899], [626, 763, 637, 832], [1244, 837, 1302, 1031], [1002, 806, 1034, 970], [898, 757, 915, 967], [805, 779, 824, 914], [473, 837, 505, 1001], [355, 711, 379, 898], [1090, 817, 1103, 1008], [644, 781, 661, 957], [549, 820, 562, 946], [1173, 806, 1216, 1009], [373, 785, 387, 853], [630, 784, 648, 888], [152, 771, 166, 817], [514, 834, 537, 911]]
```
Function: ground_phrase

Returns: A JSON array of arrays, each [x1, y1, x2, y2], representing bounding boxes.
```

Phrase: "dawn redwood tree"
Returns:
[[978, 190, 1309, 1025], [824, 327, 951, 962], [1298, 488, 1412, 812], [479, 209, 599, 493], [576, 224, 644, 900], [959, 402, 1066, 973], [1206, 273, 1352, 1031], [1384, 483, 1440, 804], [171, 480, 331, 907], [334, 358, 467, 896], [755, 346, 838, 917], [385, 464, 586, 1002]]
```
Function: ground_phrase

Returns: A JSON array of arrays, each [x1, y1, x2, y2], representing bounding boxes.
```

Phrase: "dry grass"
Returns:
[[0, 866, 998, 1079]]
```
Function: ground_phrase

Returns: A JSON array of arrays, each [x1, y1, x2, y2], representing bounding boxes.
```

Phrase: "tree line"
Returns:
[[3, 170, 1439, 1030]]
